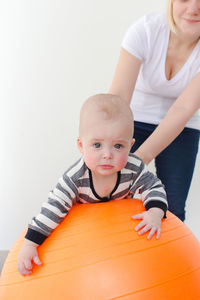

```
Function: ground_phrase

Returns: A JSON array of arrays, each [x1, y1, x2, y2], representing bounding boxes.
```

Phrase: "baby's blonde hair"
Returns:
[[79, 93, 134, 136]]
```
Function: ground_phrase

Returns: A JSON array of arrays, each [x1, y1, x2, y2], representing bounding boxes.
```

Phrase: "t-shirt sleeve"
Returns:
[[121, 15, 149, 63], [25, 172, 78, 245], [129, 156, 168, 218]]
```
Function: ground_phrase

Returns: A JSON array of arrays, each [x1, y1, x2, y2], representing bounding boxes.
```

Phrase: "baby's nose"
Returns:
[[102, 149, 112, 159]]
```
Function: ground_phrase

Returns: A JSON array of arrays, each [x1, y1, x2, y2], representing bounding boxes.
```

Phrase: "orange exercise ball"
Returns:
[[1, 199, 200, 300]]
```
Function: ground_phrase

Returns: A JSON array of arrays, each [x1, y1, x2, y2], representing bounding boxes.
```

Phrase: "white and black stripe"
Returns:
[[25, 153, 168, 244]]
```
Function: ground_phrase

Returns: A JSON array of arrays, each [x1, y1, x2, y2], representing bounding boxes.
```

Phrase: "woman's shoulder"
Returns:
[[122, 12, 169, 61], [127, 12, 168, 38], [142, 12, 167, 30]]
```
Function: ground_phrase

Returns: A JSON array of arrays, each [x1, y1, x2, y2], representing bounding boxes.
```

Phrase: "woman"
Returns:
[[109, 0, 200, 221]]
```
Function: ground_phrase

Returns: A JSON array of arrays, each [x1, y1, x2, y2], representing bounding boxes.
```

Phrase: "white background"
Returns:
[[1, 0, 199, 250]]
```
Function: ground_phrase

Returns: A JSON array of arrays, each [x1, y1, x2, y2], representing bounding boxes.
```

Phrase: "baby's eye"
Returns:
[[114, 144, 123, 149], [93, 143, 101, 148]]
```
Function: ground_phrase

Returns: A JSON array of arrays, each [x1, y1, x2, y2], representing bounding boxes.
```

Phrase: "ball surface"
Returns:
[[1, 199, 200, 299]]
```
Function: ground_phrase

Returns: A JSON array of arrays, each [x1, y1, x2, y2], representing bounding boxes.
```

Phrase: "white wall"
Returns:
[[1, 0, 199, 250]]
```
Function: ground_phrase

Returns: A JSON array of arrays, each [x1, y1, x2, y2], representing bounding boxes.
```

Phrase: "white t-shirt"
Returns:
[[122, 13, 200, 130]]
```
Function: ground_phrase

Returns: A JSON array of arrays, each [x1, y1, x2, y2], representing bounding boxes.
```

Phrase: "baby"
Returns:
[[18, 94, 168, 276]]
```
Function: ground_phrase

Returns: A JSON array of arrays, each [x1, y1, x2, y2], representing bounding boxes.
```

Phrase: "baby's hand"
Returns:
[[132, 207, 164, 240], [18, 239, 42, 276]]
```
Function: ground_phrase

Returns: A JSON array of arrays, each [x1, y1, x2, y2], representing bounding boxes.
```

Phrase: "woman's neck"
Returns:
[[170, 31, 199, 50]]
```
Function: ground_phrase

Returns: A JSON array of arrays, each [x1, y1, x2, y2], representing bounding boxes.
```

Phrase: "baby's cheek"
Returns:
[[117, 154, 129, 169], [83, 152, 97, 169]]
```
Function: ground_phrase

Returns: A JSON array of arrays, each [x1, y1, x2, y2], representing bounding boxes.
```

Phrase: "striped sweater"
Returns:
[[25, 153, 168, 244]]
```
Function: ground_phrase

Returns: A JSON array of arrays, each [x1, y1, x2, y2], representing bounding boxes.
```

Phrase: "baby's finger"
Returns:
[[132, 213, 144, 220], [147, 227, 156, 240], [17, 264, 23, 276], [24, 259, 32, 270], [138, 224, 151, 235], [33, 256, 42, 266], [156, 228, 161, 239], [18, 263, 32, 276], [22, 268, 32, 276], [135, 220, 146, 232]]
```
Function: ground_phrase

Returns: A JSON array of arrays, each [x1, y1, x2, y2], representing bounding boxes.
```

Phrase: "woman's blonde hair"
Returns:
[[166, 0, 176, 33]]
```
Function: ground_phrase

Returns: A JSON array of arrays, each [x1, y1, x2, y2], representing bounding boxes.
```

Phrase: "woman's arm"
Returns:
[[134, 73, 200, 164], [109, 48, 142, 104]]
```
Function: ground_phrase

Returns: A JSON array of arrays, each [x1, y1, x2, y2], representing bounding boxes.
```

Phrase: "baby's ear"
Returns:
[[131, 138, 135, 149], [77, 137, 83, 153]]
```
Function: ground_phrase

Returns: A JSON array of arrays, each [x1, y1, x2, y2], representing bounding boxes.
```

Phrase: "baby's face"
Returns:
[[77, 114, 134, 177]]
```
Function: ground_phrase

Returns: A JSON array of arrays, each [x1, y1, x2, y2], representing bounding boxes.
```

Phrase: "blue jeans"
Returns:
[[131, 121, 200, 221]]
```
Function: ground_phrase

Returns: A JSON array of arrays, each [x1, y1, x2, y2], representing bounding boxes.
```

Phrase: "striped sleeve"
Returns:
[[130, 159, 168, 217], [25, 161, 82, 245]]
